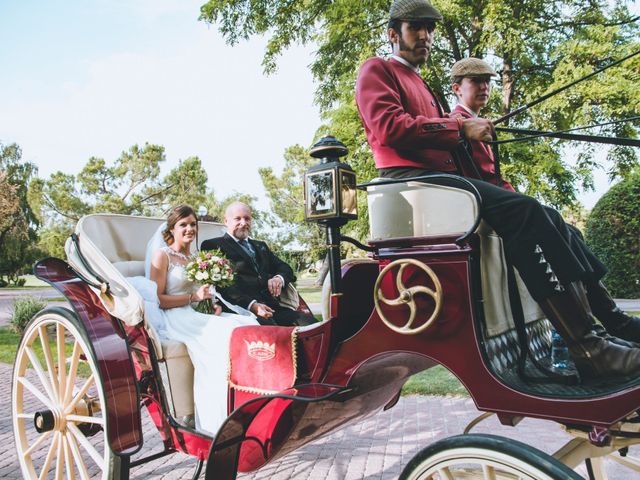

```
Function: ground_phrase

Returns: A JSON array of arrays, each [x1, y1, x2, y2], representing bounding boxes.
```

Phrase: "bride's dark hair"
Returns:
[[163, 204, 198, 245]]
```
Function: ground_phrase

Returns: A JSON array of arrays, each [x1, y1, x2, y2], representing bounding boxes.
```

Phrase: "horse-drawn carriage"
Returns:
[[11, 171, 640, 479]]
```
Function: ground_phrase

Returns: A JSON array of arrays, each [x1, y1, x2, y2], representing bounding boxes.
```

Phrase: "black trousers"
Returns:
[[379, 167, 607, 301], [256, 307, 317, 327]]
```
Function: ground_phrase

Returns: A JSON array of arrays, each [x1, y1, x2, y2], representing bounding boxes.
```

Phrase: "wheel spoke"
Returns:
[[402, 301, 417, 330], [68, 422, 104, 468], [38, 324, 60, 402], [66, 431, 91, 480], [24, 430, 52, 458], [408, 285, 436, 299], [396, 264, 408, 295], [64, 374, 95, 414], [17, 376, 55, 410], [482, 464, 497, 480], [438, 467, 454, 480], [63, 341, 82, 406], [55, 432, 64, 480], [66, 414, 104, 425], [63, 434, 75, 480], [56, 323, 67, 403], [25, 346, 58, 404], [38, 431, 60, 480]]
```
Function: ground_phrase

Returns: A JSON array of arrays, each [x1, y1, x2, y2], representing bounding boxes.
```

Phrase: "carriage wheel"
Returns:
[[12, 308, 123, 479], [400, 434, 582, 480]]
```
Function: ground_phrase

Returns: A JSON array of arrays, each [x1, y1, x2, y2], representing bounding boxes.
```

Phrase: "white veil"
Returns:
[[144, 222, 255, 318], [145, 222, 169, 279]]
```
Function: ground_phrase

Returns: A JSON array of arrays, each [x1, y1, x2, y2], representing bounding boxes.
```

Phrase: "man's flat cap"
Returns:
[[450, 58, 498, 79], [389, 0, 443, 21]]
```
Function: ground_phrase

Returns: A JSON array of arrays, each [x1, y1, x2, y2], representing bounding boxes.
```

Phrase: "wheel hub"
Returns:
[[33, 410, 55, 433]]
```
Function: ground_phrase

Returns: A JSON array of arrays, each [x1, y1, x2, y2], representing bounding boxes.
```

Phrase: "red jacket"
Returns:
[[355, 57, 462, 171], [451, 105, 515, 192]]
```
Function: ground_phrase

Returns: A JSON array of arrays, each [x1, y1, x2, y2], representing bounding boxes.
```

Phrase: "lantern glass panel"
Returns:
[[306, 170, 336, 218], [340, 170, 357, 216]]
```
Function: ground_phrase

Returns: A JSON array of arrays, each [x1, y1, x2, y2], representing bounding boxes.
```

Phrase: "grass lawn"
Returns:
[[402, 366, 468, 396], [0, 326, 91, 377], [1, 275, 51, 289], [297, 285, 323, 304], [0, 327, 20, 364]]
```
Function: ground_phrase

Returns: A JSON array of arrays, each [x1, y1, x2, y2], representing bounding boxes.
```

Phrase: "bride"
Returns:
[[148, 204, 259, 435]]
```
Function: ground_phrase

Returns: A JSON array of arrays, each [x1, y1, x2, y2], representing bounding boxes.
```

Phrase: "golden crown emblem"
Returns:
[[244, 339, 276, 361]]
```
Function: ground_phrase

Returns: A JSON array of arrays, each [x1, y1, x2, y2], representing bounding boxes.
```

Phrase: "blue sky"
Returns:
[[0, 0, 321, 209], [0, 0, 630, 211]]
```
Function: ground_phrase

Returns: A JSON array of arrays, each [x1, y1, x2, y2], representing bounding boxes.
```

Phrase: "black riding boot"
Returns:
[[586, 281, 640, 343], [539, 281, 640, 381]]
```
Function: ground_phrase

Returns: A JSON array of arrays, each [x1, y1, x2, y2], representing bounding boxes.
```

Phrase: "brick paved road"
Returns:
[[1, 362, 637, 479]]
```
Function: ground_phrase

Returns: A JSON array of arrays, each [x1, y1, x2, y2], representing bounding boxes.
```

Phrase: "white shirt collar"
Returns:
[[457, 103, 479, 118], [390, 55, 421, 74]]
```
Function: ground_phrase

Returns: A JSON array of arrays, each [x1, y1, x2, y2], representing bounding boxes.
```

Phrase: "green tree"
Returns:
[[259, 145, 326, 264], [0, 143, 40, 285], [33, 143, 217, 257], [200, 0, 639, 216], [0, 173, 22, 246]]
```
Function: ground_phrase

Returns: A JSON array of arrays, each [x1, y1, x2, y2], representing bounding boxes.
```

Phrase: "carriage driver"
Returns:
[[354, 0, 640, 382]]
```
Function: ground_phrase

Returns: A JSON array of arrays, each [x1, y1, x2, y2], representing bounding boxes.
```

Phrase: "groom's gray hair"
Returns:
[[224, 201, 252, 220]]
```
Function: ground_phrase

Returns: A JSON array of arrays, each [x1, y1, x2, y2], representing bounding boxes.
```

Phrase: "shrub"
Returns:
[[585, 171, 640, 298], [10, 297, 46, 334]]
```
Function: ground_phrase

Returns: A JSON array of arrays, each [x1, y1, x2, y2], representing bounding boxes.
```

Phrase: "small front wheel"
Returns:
[[12, 308, 123, 479], [400, 433, 582, 480]]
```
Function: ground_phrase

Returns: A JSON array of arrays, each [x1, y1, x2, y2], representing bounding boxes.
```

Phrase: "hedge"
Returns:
[[584, 171, 640, 298]]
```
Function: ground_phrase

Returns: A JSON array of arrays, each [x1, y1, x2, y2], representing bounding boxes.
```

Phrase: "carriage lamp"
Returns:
[[304, 136, 357, 296], [304, 136, 357, 224]]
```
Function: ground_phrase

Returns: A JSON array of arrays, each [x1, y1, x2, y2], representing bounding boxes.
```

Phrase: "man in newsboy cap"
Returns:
[[354, 2, 640, 381], [448, 58, 515, 191]]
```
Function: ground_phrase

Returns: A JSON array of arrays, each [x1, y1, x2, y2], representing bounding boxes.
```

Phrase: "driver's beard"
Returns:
[[398, 37, 428, 65]]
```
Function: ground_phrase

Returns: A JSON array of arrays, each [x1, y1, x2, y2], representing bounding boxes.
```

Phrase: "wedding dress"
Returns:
[[159, 246, 259, 435]]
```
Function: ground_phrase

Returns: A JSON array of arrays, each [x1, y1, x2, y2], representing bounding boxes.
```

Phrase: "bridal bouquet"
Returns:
[[185, 249, 235, 313]]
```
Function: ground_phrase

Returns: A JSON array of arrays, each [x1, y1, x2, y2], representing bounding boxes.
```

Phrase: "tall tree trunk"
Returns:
[[314, 253, 330, 287], [501, 54, 515, 123]]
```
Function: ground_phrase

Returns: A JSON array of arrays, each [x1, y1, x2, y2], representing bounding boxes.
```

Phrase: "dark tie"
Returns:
[[239, 239, 258, 268]]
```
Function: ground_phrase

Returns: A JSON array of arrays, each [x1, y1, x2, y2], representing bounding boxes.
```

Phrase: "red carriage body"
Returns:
[[12, 176, 640, 479]]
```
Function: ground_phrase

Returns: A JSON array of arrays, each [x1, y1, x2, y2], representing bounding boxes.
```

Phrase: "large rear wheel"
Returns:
[[12, 308, 123, 479], [400, 434, 582, 480]]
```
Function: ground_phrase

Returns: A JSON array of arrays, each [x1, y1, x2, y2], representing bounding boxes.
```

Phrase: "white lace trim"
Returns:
[[162, 246, 191, 262]]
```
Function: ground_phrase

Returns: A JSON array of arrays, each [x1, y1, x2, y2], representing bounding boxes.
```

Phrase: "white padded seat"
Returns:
[[66, 214, 227, 421], [367, 180, 478, 240], [366, 180, 544, 336], [159, 338, 195, 418], [112, 260, 145, 277]]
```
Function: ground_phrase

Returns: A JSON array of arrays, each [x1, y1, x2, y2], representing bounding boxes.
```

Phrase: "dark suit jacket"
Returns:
[[200, 233, 296, 310]]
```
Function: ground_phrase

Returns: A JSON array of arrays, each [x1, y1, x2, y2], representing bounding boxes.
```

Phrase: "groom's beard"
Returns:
[[233, 227, 250, 240]]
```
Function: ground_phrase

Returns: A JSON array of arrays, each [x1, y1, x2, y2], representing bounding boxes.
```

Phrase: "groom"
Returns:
[[201, 201, 316, 327]]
